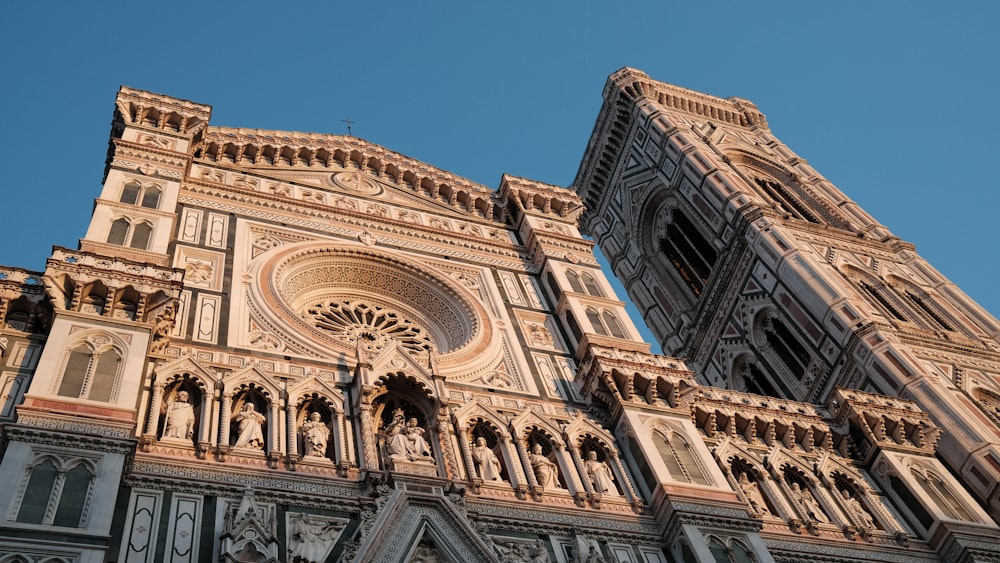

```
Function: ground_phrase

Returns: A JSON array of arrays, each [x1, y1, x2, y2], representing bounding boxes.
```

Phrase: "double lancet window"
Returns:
[[119, 180, 161, 209], [13, 455, 95, 528], [56, 336, 122, 402], [107, 218, 153, 250]]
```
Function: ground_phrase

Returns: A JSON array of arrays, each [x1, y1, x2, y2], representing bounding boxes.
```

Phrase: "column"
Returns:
[[218, 394, 233, 446], [358, 405, 378, 469], [286, 403, 299, 458], [567, 443, 594, 496], [145, 384, 165, 438]]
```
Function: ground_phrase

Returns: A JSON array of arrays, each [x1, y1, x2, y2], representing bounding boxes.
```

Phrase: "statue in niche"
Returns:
[[300, 412, 330, 458], [382, 409, 434, 466], [840, 489, 876, 529], [233, 402, 266, 449], [405, 418, 434, 462], [790, 482, 829, 523], [737, 472, 770, 516], [162, 390, 195, 440], [471, 437, 504, 481], [529, 444, 560, 489], [584, 451, 618, 496]]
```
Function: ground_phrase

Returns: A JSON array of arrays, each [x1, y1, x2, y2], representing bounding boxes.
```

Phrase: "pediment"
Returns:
[[355, 487, 498, 563]]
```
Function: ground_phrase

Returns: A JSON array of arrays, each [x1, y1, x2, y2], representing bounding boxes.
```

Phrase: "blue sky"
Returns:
[[2, 2, 997, 348]]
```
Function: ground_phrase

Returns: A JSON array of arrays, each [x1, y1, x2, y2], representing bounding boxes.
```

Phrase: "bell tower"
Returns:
[[573, 67, 1000, 521]]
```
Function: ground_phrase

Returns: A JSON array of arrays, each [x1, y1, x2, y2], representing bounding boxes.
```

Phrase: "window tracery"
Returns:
[[654, 429, 710, 485], [305, 300, 432, 356]]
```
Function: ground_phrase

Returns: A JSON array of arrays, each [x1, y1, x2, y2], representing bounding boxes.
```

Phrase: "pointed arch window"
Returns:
[[56, 342, 122, 402], [15, 458, 94, 527], [566, 270, 586, 294], [106, 217, 154, 250], [763, 317, 811, 379], [120, 180, 162, 209], [754, 178, 820, 224], [585, 307, 627, 339], [655, 430, 710, 485], [660, 208, 717, 297]]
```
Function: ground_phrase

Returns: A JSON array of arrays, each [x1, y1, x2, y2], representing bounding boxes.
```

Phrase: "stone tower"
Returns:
[[573, 67, 1000, 522]]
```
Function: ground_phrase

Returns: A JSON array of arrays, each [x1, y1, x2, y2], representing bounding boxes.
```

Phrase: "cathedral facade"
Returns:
[[0, 71, 998, 563]]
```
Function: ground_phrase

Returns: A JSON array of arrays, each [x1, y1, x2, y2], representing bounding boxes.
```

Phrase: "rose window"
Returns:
[[305, 300, 431, 355]]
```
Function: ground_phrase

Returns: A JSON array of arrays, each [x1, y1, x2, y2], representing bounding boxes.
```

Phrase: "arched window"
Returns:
[[140, 185, 161, 209], [655, 430, 710, 485], [911, 467, 975, 522], [106, 218, 154, 250], [119, 181, 141, 205], [586, 308, 627, 339], [566, 270, 585, 294], [707, 537, 755, 563], [16, 459, 93, 528], [119, 181, 161, 209], [16, 459, 58, 524], [859, 281, 908, 322], [130, 222, 153, 249], [736, 360, 781, 397], [763, 317, 811, 379], [586, 308, 607, 336], [56, 341, 122, 402], [581, 272, 602, 297], [660, 208, 717, 297], [602, 311, 626, 338], [107, 218, 130, 246], [58, 345, 91, 398]]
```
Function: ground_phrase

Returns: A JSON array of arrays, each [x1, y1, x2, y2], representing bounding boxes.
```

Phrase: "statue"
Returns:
[[529, 444, 560, 489], [737, 472, 769, 515], [382, 410, 433, 466], [162, 390, 195, 440], [405, 418, 434, 462], [300, 412, 330, 458], [584, 451, 618, 496], [471, 437, 504, 481], [385, 423, 410, 463], [790, 482, 829, 523], [841, 489, 876, 529], [233, 402, 266, 449]]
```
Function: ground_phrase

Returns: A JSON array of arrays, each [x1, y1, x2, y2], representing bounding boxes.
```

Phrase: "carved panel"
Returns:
[[193, 295, 221, 344], [206, 213, 229, 249], [164, 493, 202, 563], [118, 489, 163, 563], [178, 209, 202, 244]]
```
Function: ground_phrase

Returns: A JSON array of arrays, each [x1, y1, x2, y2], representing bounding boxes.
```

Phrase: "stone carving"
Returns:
[[405, 418, 433, 461], [840, 489, 875, 529], [162, 390, 195, 440], [584, 451, 618, 497], [493, 538, 550, 562], [737, 472, 769, 516], [526, 321, 553, 347], [150, 307, 175, 354], [471, 437, 504, 482], [529, 444, 560, 489], [409, 543, 446, 563], [287, 513, 345, 563], [300, 412, 330, 458], [185, 260, 214, 284], [248, 331, 283, 352], [790, 482, 829, 524], [233, 403, 266, 449]]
